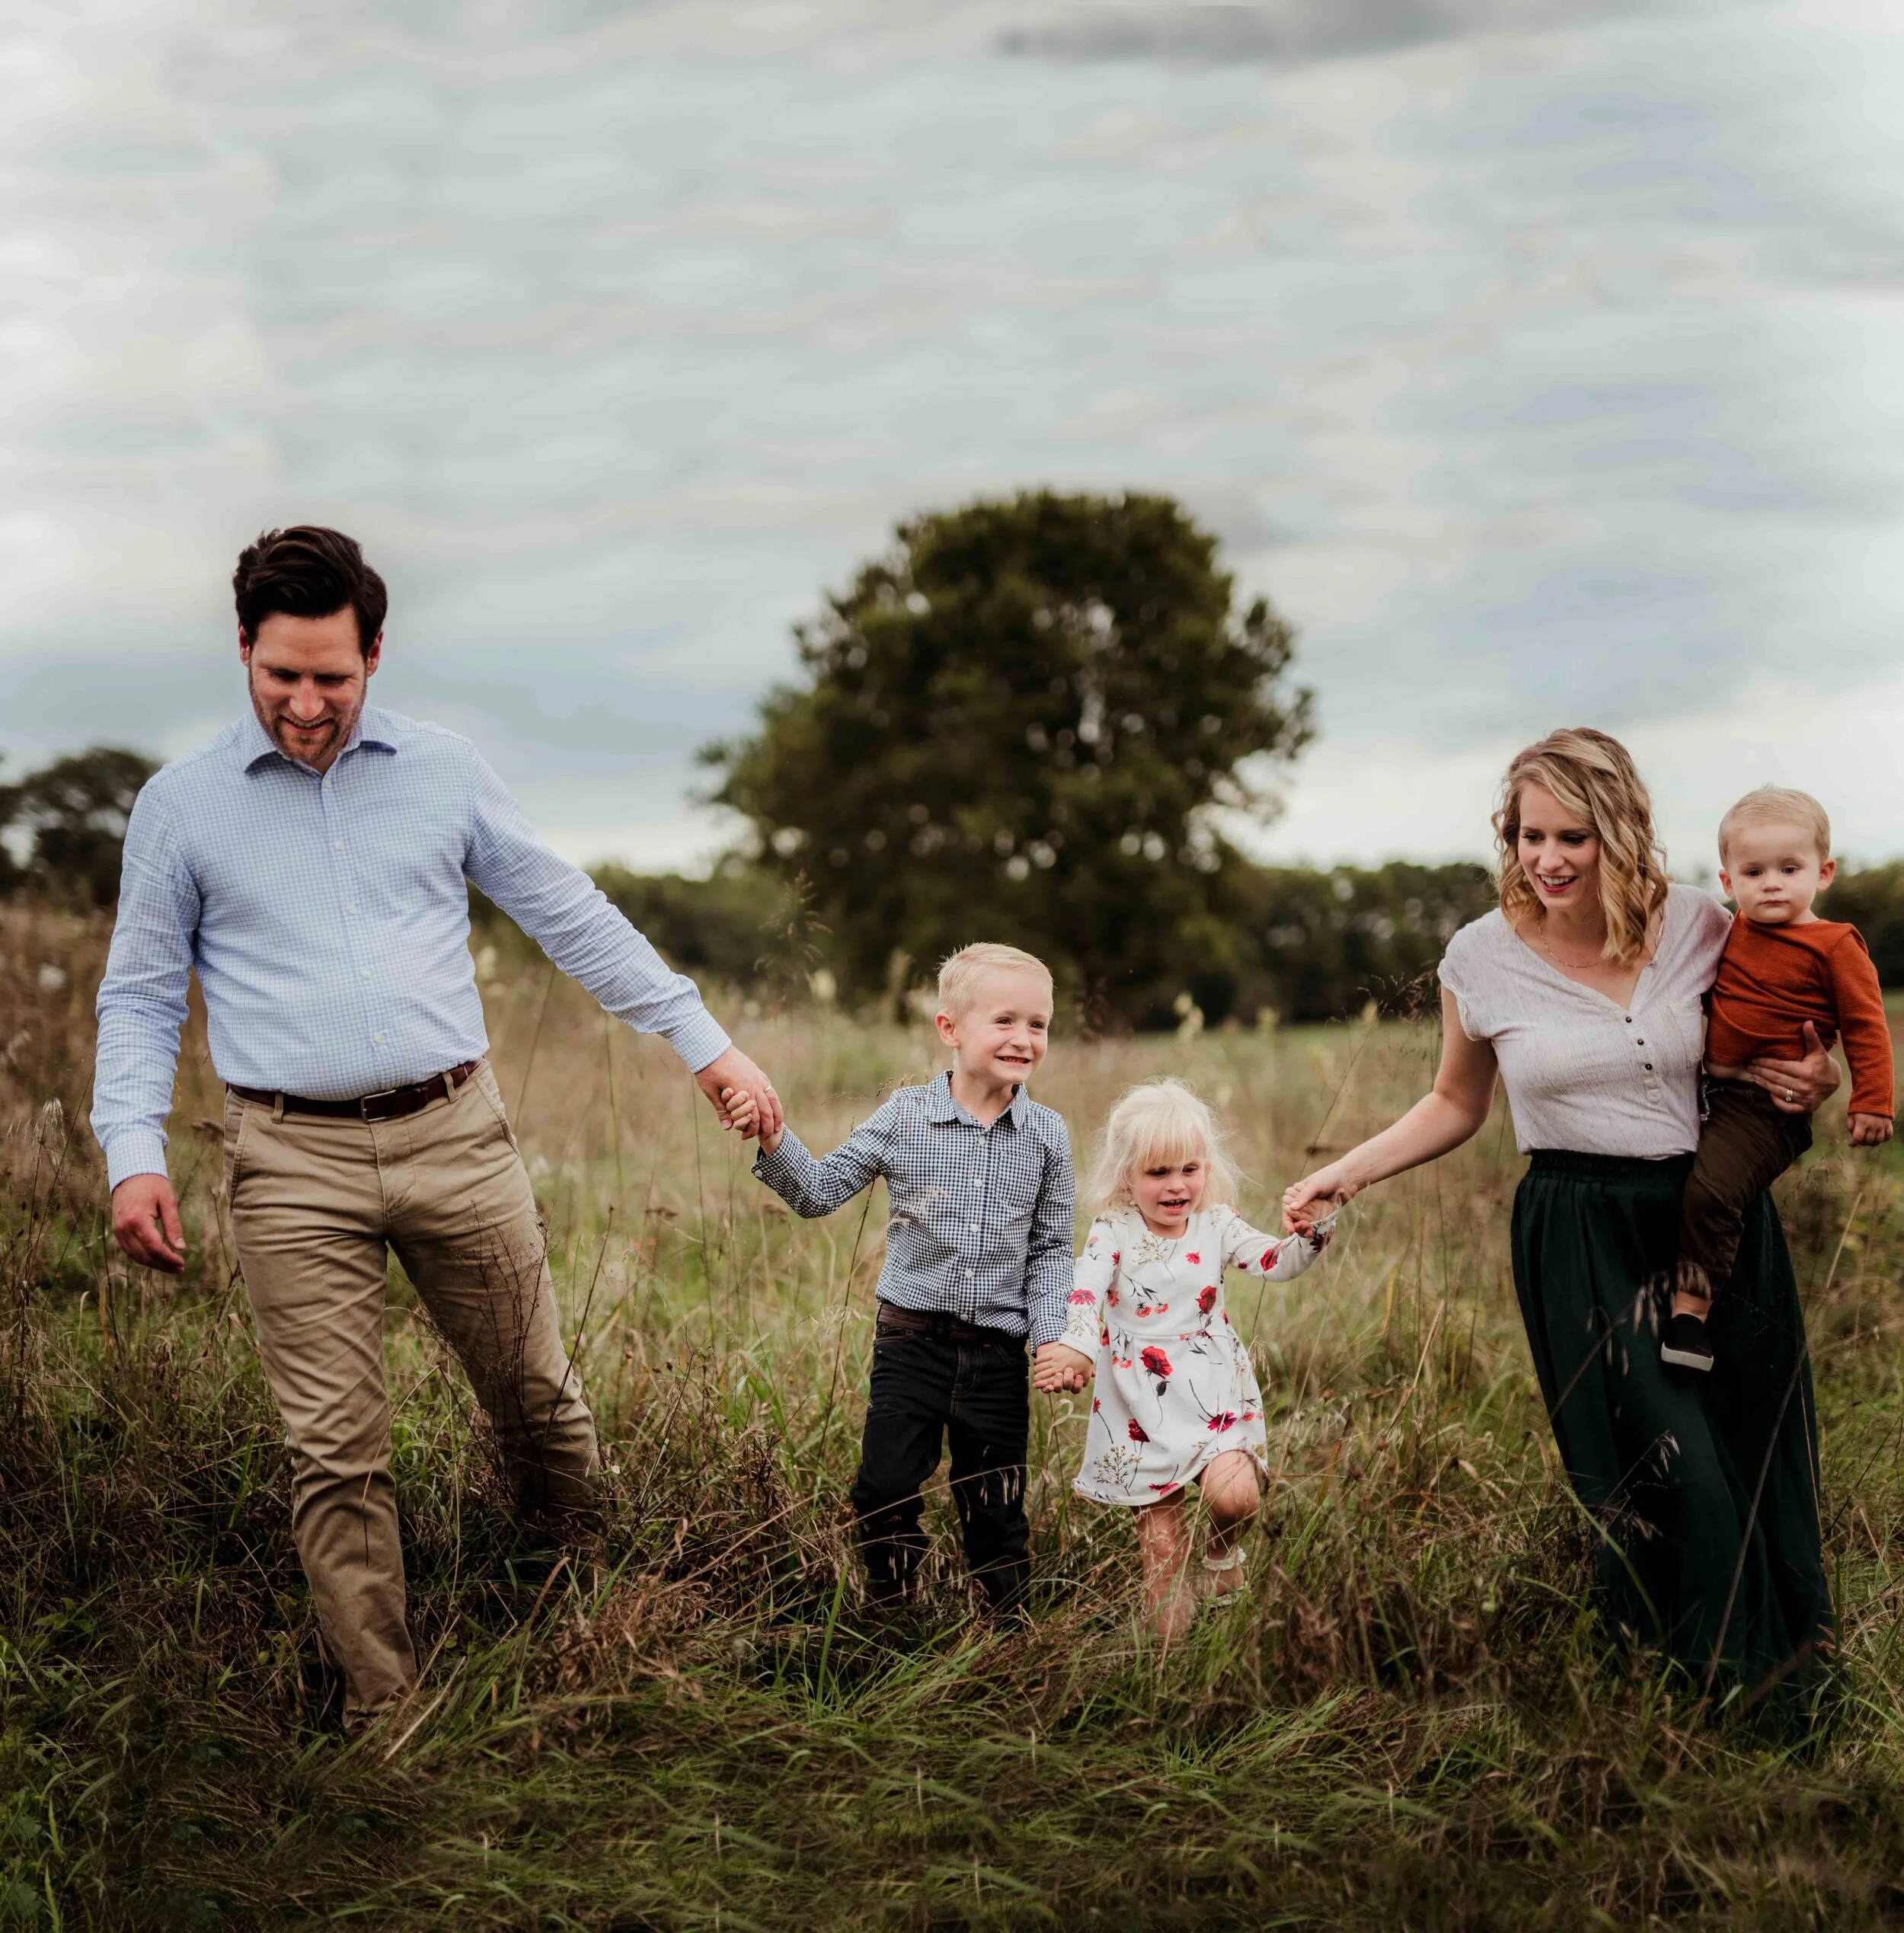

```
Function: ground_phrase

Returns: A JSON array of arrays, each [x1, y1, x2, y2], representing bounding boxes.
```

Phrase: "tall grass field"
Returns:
[[4, 903, 1903, 1929]]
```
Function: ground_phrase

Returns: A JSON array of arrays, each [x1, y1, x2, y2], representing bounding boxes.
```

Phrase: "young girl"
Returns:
[[1034, 1078, 1333, 1640]]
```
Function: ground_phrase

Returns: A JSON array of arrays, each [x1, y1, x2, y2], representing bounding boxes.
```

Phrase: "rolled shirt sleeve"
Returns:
[[463, 750, 730, 1072], [91, 786, 200, 1190]]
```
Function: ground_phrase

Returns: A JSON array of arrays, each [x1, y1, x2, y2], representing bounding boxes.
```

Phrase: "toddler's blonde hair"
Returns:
[[936, 942, 1053, 1018], [1718, 787, 1832, 865], [1087, 1078, 1238, 1214], [1494, 727, 1668, 966]]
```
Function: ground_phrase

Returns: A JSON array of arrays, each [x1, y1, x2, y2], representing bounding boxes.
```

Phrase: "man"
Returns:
[[93, 525, 782, 1727]]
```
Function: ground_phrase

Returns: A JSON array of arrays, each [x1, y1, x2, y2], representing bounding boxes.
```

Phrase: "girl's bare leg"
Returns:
[[1132, 1493, 1194, 1641], [1196, 1450, 1261, 1597]]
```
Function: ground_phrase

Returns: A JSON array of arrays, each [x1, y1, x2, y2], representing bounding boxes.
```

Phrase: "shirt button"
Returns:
[[970, 1222, 981, 1232], [345, 906, 358, 915], [1644, 1062, 1653, 1070], [964, 1268, 974, 1280], [333, 840, 345, 851], [360, 969, 372, 980], [373, 1031, 386, 1044]]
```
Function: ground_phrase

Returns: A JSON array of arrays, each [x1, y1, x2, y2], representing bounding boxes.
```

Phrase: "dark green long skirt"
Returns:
[[1511, 1150, 1833, 1719]]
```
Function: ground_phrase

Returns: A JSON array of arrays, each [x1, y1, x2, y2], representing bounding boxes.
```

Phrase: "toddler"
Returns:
[[1040, 1078, 1332, 1640], [1662, 788, 1894, 1372], [724, 943, 1081, 1614]]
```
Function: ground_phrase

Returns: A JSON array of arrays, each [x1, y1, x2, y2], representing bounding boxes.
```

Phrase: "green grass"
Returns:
[[5, 905, 1904, 1928]]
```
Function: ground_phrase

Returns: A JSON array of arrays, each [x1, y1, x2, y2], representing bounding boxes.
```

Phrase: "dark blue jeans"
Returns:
[[849, 1305, 1031, 1610]]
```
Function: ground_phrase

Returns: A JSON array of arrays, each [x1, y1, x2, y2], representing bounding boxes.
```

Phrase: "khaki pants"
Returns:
[[224, 1062, 598, 1722]]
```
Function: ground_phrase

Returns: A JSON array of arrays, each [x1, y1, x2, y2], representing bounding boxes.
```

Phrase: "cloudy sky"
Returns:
[[6, 0, 1902, 875]]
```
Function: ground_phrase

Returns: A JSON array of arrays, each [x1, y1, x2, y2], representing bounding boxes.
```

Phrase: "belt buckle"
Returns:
[[356, 1079, 405, 1120]]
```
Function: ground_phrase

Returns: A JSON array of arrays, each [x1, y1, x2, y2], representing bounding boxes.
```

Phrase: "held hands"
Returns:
[[720, 1085, 784, 1154], [1851, 1113, 1895, 1147], [696, 1047, 782, 1142], [1282, 1161, 1359, 1235], [110, 1174, 186, 1273], [1032, 1341, 1094, 1394]]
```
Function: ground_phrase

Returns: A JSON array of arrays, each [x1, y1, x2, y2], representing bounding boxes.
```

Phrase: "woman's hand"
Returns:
[[1743, 1021, 1842, 1116], [1282, 1161, 1360, 1234]]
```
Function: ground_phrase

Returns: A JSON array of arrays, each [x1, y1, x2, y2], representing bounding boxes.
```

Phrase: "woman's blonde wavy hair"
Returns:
[[1494, 727, 1668, 966], [1086, 1078, 1239, 1216]]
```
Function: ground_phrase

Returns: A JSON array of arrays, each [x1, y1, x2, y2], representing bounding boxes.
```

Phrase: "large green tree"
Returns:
[[706, 491, 1313, 1026], [0, 746, 158, 908]]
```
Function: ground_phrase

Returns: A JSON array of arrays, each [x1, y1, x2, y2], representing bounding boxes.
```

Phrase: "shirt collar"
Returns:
[[925, 1068, 1028, 1129], [237, 705, 398, 774]]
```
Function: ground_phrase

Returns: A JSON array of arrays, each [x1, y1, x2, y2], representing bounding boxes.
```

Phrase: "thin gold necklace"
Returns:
[[1535, 923, 1607, 971]]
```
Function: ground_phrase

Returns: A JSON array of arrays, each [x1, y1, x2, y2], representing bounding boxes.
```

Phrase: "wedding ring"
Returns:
[[1784, 1088, 1796, 1103]]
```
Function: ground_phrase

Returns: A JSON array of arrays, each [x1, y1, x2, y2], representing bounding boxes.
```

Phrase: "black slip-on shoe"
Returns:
[[1660, 1311, 1714, 1374]]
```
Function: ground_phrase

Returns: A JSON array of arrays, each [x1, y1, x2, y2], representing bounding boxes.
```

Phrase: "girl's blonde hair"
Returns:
[[1087, 1078, 1238, 1214], [1493, 727, 1667, 966]]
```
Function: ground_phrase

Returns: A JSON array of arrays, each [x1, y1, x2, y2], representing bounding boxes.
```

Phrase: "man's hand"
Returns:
[[1850, 1113, 1895, 1147], [111, 1174, 186, 1273], [1032, 1341, 1094, 1394], [695, 1046, 783, 1140], [1743, 1021, 1842, 1115], [720, 1087, 784, 1155]]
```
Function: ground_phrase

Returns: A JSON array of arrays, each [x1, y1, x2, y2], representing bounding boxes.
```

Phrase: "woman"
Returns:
[[1283, 728, 1838, 1720]]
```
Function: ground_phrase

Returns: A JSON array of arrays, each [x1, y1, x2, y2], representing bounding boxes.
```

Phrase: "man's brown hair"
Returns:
[[234, 526, 388, 654]]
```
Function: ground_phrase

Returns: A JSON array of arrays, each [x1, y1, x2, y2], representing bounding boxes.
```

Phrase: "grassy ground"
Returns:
[[4, 903, 1904, 1930]]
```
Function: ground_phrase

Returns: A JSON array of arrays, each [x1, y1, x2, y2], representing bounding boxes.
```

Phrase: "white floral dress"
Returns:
[[1064, 1204, 1331, 1506]]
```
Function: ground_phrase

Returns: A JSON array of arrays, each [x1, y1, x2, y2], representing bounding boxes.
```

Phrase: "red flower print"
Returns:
[[1197, 1284, 1217, 1315], [1111, 1251, 1120, 1264], [1092, 1398, 1101, 1412], [1068, 1288, 1095, 1305], [1107, 1288, 1120, 1307], [1222, 1312, 1232, 1324], [1207, 1412, 1237, 1433], [1148, 1481, 1179, 1494], [1127, 1418, 1149, 1443], [1260, 1244, 1281, 1270], [1185, 1251, 1200, 1264], [1140, 1345, 1172, 1380]]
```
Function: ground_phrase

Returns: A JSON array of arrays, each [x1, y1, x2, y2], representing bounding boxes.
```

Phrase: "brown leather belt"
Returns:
[[874, 1302, 1023, 1350], [228, 1059, 481, 1123]]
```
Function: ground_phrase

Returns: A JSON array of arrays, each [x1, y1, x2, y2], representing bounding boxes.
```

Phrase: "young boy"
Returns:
[[724, 944, 1091, 1612], [1662, 788, 1895, 1373]]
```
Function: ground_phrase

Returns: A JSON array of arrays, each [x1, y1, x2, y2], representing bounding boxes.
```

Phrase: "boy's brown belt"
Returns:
[[874, 1302, 1024, 1349], [227, 1060, 482, 1123]]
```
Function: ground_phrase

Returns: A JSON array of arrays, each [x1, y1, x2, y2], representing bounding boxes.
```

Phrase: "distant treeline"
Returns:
[[573, 860, 1508, 1027], [8, 745, 1902, 1027]]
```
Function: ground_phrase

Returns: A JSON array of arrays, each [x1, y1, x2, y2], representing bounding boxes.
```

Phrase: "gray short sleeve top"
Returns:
[[1437, 883, 1731, 1157]]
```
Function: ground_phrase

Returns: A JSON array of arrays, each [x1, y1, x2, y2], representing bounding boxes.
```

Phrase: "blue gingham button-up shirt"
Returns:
[[752, 1070, 1077, 1349], [91, 706, 730, 1190]]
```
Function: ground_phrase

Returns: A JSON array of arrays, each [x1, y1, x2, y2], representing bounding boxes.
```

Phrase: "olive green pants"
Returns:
[[1512, 1150, 1832, 1727], [225, 1062, 598, 1723]]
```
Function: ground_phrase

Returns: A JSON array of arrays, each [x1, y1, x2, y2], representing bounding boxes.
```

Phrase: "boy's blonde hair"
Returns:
[[1718, 787, 1832, 865], [1087, 1078, 1238, 1214], [936, 942, 1053, 1018], [1494, 727, 1669, 967]]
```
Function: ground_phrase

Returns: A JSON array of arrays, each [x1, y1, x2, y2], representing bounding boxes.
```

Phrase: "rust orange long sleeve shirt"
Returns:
[[1705, 915, 1895, 1118]]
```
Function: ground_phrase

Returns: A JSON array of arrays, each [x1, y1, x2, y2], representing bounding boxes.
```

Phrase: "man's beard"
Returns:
[[249, 679, 359, 768]]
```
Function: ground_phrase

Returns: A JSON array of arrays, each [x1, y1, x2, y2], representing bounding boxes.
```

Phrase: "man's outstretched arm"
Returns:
[[464, 749, 781, 1136]]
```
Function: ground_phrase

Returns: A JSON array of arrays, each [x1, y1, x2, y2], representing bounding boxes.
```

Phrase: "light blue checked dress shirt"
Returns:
[[91, 706, 730, 1190], [752, 1071, 1077, 1350]]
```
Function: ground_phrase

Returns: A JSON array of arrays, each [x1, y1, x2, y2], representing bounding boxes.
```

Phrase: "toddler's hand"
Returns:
[[1850, 1112, 1894, 1147], [1033, 1341, 1094, 1393], [1283, 1163, 1354, 1234]]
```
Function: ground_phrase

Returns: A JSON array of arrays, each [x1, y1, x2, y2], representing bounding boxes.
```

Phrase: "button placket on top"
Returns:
[[322, 757, 388, 1059]]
